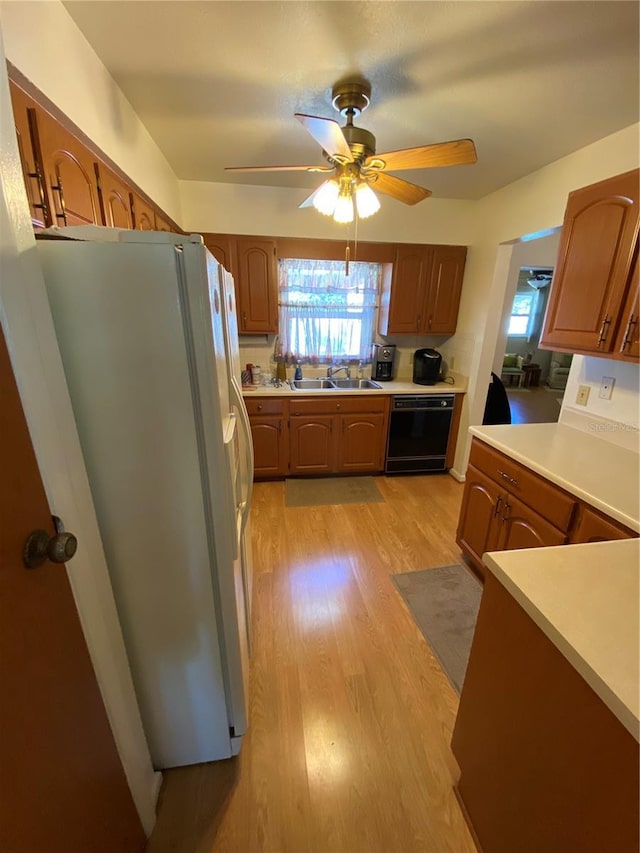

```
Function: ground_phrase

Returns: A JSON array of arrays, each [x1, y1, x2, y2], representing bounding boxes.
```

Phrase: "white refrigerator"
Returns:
[[36, 227, 253, 769]]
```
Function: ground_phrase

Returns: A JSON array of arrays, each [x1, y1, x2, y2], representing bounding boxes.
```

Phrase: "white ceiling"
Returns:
[[62, 0, 639, 201]]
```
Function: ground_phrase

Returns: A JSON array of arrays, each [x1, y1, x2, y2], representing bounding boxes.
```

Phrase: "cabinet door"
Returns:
[[154, 211, 173, 232], [425, 245, 466, 334], [540, 169, 639, 353], [384, 245, 426, 333], [249, 417, 288, 479], [613, 254, 639, 359], [338, 414, 386, 473], [9, 81, 50, 229], [498, 492, 566, 551], [95, 163, 133, 228], [236, 238, 278, 334], [456, 465, 502, 578], [203, 234, 237, 277], [37, 109, 101, 226], [289, 416, 335, 474], [130, 192, 156, 231], [569, 505, 636, 544]]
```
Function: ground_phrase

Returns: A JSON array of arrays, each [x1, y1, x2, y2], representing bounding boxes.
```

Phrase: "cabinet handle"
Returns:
[[620, 315, 637, 351], [241, 312, 247, 329], [493, 495, 503, 519], [336, 403, 341, 410], [50, 174, 67, 224], [596, 315, 611, 347], [502, 498, 511, 522], [498, 469, 518, 487], [257, 404, 263, 411], [27, 166, 50, 220], [428, 316, 432, 329]]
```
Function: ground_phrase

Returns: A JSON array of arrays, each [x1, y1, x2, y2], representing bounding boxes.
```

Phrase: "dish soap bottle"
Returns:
[[294, 362, 302, 381]]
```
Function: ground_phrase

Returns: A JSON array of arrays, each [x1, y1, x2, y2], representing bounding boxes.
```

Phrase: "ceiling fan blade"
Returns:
[[368, 173, 432, 205], [295, 114, 353, 161], [366, 139, 477, 171], [225, 164, 333, 173]]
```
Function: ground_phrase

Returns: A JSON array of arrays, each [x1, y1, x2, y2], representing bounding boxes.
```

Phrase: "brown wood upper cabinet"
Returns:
[[540, 169, 639, 358], [36, 107, 102, 227], [96, 163, 134, 229], [203, 235, 278, 334], [8, 81, 50, 229], [379, 244, 466, 336]]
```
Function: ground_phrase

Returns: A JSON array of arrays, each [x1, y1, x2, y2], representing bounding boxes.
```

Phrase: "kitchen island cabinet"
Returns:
[[540, 168, 639, 359], [452, 540, 640, 853]]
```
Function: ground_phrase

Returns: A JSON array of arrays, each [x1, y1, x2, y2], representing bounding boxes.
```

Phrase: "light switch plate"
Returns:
[[599, 376, 615, 399], [576, 385, 590, 406]]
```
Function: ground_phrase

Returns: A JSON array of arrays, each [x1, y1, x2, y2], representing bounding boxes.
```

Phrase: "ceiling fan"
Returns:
[[225, 78, 477, 223]]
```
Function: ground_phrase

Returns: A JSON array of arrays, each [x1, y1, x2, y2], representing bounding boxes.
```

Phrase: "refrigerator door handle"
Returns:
[[223, 412, 239, 559], [230, 375, 254, 535]]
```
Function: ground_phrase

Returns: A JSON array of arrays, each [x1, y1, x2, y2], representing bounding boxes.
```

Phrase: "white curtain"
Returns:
[[278, 258, 380, 363]]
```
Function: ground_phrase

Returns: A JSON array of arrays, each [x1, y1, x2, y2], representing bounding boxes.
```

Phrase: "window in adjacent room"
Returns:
[[507, 290, 538, 336], [278, 258, 381, 362]]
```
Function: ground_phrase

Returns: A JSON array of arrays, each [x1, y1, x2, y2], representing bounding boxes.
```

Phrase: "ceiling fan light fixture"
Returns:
[[312, 179, 340, 216], [333, 186, 354, 223], [355, 182, 380, 219]]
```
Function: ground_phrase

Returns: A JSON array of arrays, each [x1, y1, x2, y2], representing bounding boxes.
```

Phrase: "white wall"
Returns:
[[180, 179, 477, 244], [0, 0, 182, 224]]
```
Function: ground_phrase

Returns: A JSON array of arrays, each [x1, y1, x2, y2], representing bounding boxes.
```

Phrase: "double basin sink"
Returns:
[[290, 377, 382, 391]]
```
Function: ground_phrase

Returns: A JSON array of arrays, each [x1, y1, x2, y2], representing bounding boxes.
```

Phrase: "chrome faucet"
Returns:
[[327, 363, 351, 379]]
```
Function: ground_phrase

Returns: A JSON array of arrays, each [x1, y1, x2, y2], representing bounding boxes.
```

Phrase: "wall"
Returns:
[[0, 0, 183, 224]]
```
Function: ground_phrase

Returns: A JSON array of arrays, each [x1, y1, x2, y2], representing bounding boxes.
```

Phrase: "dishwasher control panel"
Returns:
[[392, 394, 455, 410]]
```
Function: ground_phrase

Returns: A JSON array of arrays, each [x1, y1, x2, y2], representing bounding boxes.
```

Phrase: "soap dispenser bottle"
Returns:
[[294, 362, 302, 381]]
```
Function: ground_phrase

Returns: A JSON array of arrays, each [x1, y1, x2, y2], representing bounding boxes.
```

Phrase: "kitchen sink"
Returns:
[[330, 378, 382, 390], [290, 377, 382, 391], [290, 379, 335, 390]]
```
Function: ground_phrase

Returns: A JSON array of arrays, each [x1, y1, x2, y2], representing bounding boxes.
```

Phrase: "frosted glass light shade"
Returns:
[[333, 192, 354, 223], [355, 183, 381, 218], [312, 180, 339, 216]]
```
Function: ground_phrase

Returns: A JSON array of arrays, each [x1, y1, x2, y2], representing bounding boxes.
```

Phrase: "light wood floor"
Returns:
[[507, 384, 565, 424], [147, 474, 477, 853]]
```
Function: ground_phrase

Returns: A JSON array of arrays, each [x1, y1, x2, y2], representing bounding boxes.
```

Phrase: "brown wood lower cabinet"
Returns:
[[246, 395, 389, 479], [457, 438, 637, 578], [452, 572, 639, 853], [245, 398, 288, 478]]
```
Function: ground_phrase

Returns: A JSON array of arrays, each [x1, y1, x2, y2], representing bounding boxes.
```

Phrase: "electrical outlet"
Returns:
[[599, 376, 615, 400], [576, 385, 590, 406], [449, 355, 455, 370]]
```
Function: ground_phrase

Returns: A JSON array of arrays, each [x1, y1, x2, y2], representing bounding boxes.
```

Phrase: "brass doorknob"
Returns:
[[23, 529, 78, 569]]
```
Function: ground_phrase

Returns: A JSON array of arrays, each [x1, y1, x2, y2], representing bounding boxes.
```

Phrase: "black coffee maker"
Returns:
[[413, 348, 442, 385], [371, 344, 396, 381]]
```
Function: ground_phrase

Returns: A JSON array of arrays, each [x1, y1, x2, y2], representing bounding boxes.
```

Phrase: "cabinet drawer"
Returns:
[[289, 395, 388, 416], [244, 397, 285, 416], [469, 439, 576, 532]]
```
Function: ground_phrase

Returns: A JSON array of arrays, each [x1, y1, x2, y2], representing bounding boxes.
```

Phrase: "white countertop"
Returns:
[[469, 422, 640, 532], [483, 539, 640, 741], [242, 373, 468, 397]]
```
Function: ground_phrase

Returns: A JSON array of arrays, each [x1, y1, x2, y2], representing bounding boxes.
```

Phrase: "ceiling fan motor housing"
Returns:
[[341, 124, 376, 162]]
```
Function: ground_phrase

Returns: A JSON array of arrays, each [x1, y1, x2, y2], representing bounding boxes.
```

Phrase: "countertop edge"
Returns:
[[483, 544, 640, 743]]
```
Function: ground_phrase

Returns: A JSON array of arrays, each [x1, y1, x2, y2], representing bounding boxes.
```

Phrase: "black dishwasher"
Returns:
[[385, 394, 455, 473]]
